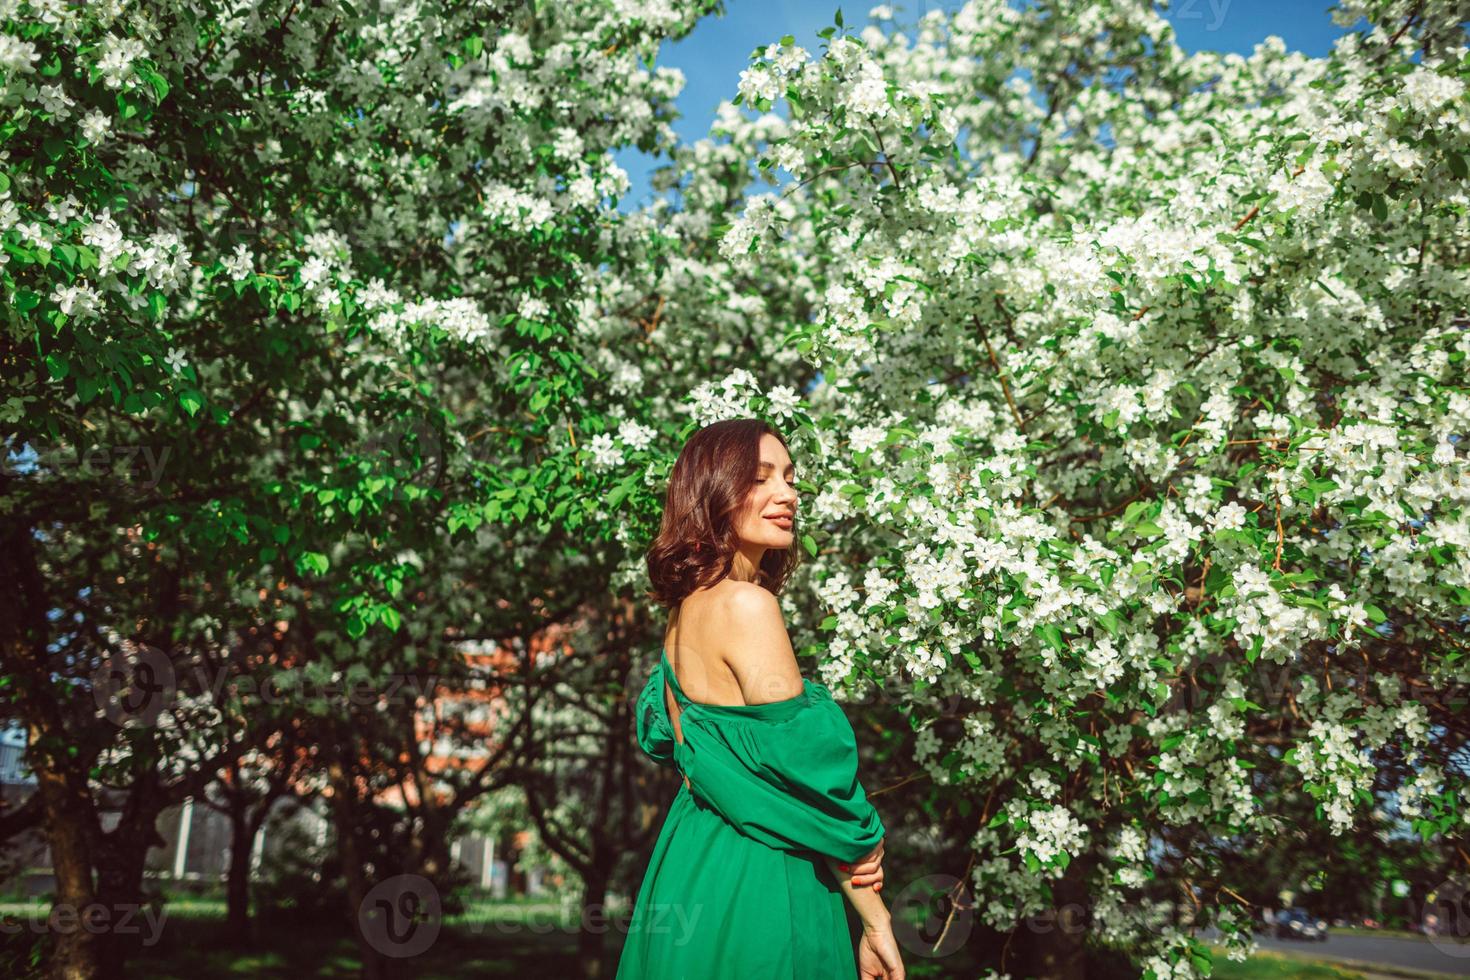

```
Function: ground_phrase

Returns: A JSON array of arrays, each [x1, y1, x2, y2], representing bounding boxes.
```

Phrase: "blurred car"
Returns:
[[1274, 907, 1329, 941]]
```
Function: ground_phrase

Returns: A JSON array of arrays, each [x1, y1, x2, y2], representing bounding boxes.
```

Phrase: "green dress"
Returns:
[[615, 650, 886, 980]]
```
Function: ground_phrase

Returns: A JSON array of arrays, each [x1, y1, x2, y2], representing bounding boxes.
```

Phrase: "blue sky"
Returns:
[[613, 0, 1355, 210]]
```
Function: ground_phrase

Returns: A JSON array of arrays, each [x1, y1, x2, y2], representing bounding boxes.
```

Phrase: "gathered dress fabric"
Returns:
[[615, 649, 886, 980]]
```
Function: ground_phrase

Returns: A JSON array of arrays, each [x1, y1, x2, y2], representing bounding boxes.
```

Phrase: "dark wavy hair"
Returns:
[[645, 418, 801, 609]]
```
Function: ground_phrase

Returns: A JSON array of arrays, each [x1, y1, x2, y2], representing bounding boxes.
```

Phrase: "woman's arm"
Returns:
[[823, 855, 891, 928], [826, 856, 906, 979]]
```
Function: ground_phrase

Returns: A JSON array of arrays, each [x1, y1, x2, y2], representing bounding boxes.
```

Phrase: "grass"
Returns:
[[3, 898, 1398, 980], [1206, 951, 1366, 979], [135, 915, 592, 979], [1330, 925, 1443, 943], [28, 899, 605, 980], [0, 895, 982, 979]]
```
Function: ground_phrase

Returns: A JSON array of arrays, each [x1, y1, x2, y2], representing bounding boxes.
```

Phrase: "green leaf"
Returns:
[[801, 533, 817, 557], [178, 389, 203, 416], [44, 354, 68, 380], [1447, 150, 1468, 180], [138, 65, 169, 103], [299, 551, 330, 575]]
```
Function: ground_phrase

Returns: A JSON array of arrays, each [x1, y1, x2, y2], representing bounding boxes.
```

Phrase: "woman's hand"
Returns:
[[857, 920, 905, 980], [839, 837, 885, 891]]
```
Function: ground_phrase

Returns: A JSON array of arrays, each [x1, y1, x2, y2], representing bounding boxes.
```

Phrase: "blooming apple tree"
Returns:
[[597, 0, 1470, 975], [0, 0, 715, 976]]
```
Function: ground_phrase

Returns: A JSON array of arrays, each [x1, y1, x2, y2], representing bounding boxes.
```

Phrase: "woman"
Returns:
[[615, 418, 906, 980]]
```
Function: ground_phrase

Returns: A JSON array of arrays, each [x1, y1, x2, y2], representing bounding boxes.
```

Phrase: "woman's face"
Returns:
[[733, 433, 798, 549]]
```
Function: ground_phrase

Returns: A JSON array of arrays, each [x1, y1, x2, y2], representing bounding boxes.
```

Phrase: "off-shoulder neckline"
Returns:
[[660, 649, 815, 717]]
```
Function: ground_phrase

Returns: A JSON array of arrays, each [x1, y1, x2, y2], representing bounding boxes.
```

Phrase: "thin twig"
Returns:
[[974, 314, 1024, 431], [1273, 497, 1285, 570], [931, 852, 978, 954], [868, 771, 930, 797]]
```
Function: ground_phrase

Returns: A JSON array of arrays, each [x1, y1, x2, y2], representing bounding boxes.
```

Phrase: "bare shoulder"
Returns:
[[711, 582, 804, 704], [715, 579, 782, 620]]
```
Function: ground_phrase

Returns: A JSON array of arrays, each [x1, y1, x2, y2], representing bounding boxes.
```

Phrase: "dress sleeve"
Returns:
[[634, 662, 677, 770], [684, 684, 886, 864]]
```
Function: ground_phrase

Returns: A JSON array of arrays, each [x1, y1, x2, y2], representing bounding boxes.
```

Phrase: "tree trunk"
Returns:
[[92, 807, 165, 980], [7, 527, 99, 980], [226, 809, 254, 946], [327, 760, 387, 980], [31, 733, 98, 980], [577, 865, 611, 980], [1012, 858, 1093, 980]]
